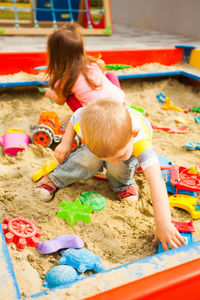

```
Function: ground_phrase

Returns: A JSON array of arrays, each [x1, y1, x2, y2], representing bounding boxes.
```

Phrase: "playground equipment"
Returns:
[[1, 46, 200, 300], [30, 111, 80, 149], [0, 0, 112, 35]]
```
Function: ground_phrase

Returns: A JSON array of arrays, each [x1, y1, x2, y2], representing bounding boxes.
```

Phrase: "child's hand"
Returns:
[[44, 88, 57, 100], [153, 221, 186, 251], [54, 142, 72, 164]]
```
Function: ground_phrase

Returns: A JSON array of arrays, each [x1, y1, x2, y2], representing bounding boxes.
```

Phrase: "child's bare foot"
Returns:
[[35, 174, 57, 201], [117, 186, 138, 201]]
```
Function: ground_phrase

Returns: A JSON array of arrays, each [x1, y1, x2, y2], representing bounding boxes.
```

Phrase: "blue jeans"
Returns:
[[49, 144, 139, 192]]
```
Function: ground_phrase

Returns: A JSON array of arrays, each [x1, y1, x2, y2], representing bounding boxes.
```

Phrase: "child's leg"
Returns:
[[66, 95, 83, 112], [105, 156, 139, 200], [49, 145, 103, 187], [36, 145, 103, 201], [105, 72, 121, 89]]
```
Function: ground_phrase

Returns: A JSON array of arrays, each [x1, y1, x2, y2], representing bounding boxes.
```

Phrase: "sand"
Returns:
[[0, 68, 200, 298]]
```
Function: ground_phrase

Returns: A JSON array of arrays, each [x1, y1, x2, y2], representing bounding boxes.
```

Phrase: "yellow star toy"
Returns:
[[169, 194, 200, 219]]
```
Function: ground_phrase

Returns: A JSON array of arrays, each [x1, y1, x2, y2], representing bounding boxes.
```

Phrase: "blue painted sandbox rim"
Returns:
[[1, 70, 200, 89], [0, 80, 48, 88], [26, 240, 200, 299], [0, 225, 21, 300]]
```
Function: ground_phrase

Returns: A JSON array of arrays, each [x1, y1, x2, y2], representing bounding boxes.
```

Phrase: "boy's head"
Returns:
[[80, 99, 139, 163]]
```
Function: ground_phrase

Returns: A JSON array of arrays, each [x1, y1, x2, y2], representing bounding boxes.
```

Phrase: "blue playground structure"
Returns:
[[0, 0, 112, 35]]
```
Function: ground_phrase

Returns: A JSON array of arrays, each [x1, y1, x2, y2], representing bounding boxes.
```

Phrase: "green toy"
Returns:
[[105, 64, 132, 70], [56, 198, 93, 226], [130, 105, 145, 114], [0, 29, 4, 34], [191, 106, 200, 113], [78, 192, 106, 212]]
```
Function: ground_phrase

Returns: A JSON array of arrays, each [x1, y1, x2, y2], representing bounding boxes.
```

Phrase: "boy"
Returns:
[[36, 99, 185, 251]]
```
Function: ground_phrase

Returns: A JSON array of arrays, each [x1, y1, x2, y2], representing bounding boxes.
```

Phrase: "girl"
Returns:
[[45, 23, 125, 112]]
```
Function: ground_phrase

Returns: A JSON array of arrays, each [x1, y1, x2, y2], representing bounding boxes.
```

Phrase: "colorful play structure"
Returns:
[[0, 0, 112, 35], [1, 45, 200, 299]]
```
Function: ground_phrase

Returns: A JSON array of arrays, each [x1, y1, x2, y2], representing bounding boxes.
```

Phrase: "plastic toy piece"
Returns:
[[105, 64, 132, 70], [185, 141, 200, 150], [170, 164, 200, 192], [56, 198, 93, 226], [161, 167, 197, 197], [172, 219, 195, 232], [37, 235, 84, 254], [175, 117, 191, 124], [156, 92, 166, 103], [59, 248, 105, 273], [188, 165, 199, 175], [129, 105, 145, 114], [78, 192, 106, 211], [2, 216, 42, 251], [43, 265, 84, 288], [30, 112, 80, 150], [162, 97, 183, 112], [169, 194, 200, 219], [194, 117, 200, 124], [152, 125, 189, 133], [0, 128, 30, 156], [32, 160, 58, 182], [191, 106, 200, 113], [157, 220, 195, 254]]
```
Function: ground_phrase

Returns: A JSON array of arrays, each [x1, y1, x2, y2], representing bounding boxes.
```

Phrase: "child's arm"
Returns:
[[143, 162, 185, 250], [44, 88, 66, 105], [54, 120, 76, 163], [96, 59, 105, 73]]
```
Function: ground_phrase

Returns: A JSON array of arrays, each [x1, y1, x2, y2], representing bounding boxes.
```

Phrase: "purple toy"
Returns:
[[37, 235, 84, 254]]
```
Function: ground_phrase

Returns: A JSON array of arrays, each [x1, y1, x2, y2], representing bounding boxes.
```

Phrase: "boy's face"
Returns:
[[101, 137, 134, 164]]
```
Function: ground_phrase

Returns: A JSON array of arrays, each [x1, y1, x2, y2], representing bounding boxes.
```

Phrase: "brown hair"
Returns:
[[47, 23, 100, 97], [80, 99, 133, 157]]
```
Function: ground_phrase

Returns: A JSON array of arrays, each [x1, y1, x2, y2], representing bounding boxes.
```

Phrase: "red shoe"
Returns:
[[35, 174, 57, 201], [117, 186, 138, 201]]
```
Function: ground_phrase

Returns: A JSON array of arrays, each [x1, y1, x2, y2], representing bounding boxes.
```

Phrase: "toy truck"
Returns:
[[30, 112, 80, 150]]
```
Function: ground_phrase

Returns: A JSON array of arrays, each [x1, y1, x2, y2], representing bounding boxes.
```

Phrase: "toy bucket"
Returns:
[[0, 128, 30, 156]]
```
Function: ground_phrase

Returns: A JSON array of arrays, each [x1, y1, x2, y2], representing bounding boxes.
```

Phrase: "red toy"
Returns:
[[170, 164, 200, 192], [2, 216, 42, 251], [152, 125, 189, 133], [172, 220, 195, 233]]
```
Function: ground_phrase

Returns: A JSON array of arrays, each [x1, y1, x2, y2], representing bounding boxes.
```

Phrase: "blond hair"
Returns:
[[80, 99, 132, 157]]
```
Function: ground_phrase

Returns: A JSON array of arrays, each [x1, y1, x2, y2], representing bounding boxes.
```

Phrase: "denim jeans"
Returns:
[[49, 144, 139, 192]]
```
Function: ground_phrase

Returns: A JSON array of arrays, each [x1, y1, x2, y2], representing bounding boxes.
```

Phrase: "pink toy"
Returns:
[[0, 128, 30, 156]]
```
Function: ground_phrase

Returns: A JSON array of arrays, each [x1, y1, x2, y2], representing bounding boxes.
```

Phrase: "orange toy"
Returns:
[[30, 112, 80, 150]]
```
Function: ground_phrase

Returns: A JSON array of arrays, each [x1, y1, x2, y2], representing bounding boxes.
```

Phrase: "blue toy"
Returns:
[[158, 232, 195, 253], [157, 154, 174, 167], [194, 117, 200, 124], [43, 265, 84, 288], [185, 141, 200, 151], [156, 92, 166, 103], [58, 248, 105, 273]]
